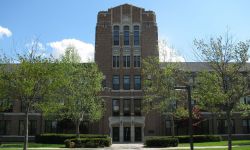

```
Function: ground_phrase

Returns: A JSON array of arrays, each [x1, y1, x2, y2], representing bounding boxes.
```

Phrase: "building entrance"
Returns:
[[124, 127, 131, 142], [135, 127, 142, 141], [112, 127, 119, 142]]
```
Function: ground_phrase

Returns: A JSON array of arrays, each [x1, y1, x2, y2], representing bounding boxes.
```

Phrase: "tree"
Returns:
[[193, 34, 250, 150], [142, 56, 187, 137], [0, 49, 59, 150], [45, 46, 104, 139]]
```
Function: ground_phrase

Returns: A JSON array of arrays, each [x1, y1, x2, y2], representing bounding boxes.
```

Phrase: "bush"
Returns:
[[177, 135, 222, 143], [145, 137, 178, 147], [65, 137, 111, 148], [35, 133, 109, 144]]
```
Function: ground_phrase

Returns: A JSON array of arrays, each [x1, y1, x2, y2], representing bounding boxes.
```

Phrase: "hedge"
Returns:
[[144, 137, 178, 147], [35, 134, 109, 144], [65, 138, 111, 148], [177, 135, 222, 143]]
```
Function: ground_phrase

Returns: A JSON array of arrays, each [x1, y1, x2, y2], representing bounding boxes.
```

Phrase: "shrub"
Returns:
[[35, 133, 109, 144], [65, 137, 112, 148], [177, 135, 222, 143], [145, 137, 178, 147]]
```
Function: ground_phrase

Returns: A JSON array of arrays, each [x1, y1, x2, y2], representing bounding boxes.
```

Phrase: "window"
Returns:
[[133, 25, 140, 46], [123, 55, 130, 68], [240, 96, 250, 104], [134, 99, 141, 116], [0, 120, 11, 135], [243, 119, 250, 133], [134, 55, 141, 68], [112, 99, 120, 116], [113, 26, 119, 45], [124, 26, 130, 45], [134, 75, 141, 90], [123, 75, 130, 90], [165, 120, 171, 135], [112, 75, 120, 90], [113, 55, 120, 68], [123, 99, 131, 116], [45, 120, 57, 133], [19, 120, 37, 135], [217, 119, 235, 134]]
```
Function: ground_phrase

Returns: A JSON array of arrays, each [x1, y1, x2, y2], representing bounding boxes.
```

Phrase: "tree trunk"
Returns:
[[76, 120, 80, 139], [226, 110, 232, 150], [170, 115, 175, 137], [23, 108, 29, 150]]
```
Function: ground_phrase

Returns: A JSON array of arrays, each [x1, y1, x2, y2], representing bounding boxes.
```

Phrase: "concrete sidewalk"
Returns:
[[7, 143, 250, 149]]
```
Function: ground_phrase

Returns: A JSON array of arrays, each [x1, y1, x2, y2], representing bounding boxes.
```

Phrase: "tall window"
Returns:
[[0, 120, 11, 135], [124, 26, 130, 45], [240, 96, 250, 104], [113, 26, 119, 45], [134, 25, 140, 46], [19, 120, 37, 135], [123, 75, 130, 90], [134, 55, 140, 68], [134, 99, 141, 116], [243, 119, 250, 133], [45, 120, 57, 133], [123, 99, 131, 116], [112, 75, 120, 90], [113, 55, 120, 68], [123, 55, 130, 68], [134, 75, 141, 90], [112, 99, 120, 116]]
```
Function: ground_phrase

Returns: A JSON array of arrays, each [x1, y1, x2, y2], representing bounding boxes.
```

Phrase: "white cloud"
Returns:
[[159, 39, 185, 62], [0, 26, 12, 38], [48, 39, 94, 62]]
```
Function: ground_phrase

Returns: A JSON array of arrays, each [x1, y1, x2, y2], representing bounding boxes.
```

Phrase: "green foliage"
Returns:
[[64, 137, 111, 148], [144, 136, 178, 147], [35, 134, 109, 144], [194, 35, 250, 113], [177, 135, 222, 143], [142, 56, 185, 114]]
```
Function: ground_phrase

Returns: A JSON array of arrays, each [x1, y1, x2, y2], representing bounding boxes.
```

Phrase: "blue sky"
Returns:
[[1, 0, 250, 62]]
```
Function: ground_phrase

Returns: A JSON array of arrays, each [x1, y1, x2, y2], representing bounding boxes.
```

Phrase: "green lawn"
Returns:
[[0, 142, 64, 149], [179, 140, 250, 147]]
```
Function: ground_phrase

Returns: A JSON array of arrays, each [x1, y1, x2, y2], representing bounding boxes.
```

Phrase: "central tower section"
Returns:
[[95, 4, 158, 142]]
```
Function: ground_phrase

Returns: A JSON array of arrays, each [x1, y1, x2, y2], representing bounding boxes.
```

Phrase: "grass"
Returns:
[[179, 140, 250, 147], [0, 142, 64, 149]]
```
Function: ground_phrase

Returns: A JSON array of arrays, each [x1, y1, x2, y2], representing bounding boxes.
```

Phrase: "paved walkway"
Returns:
[[22, 143, 250, 150]]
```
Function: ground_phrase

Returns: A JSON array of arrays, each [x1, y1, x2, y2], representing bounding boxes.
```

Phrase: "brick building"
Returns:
[[1, 4, 250, 142]]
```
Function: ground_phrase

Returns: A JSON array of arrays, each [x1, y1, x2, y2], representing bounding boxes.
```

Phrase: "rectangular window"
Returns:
[[19, 120, 37, 135], [113, 26, 119, 45], [134, 56, 140, 68], [134, 75, 141, 90], [243, 119, 250, 133], [113, 56, 120, 68], [124, 26, 130, 46], [45, 120, 57, 133], [123, 56, 130, 68], [0, 120, 11, 135], [112, 99, 120, 116], [134, 25, 140, 46], [123, 99, 131, 116], [112, 75, 120, 90], [134, 99, 141, 116], [123, 75, 130, 90]]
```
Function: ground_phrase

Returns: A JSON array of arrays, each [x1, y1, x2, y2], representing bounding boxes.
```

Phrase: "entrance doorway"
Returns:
[[123, 127, 131, 142], [135, 127, 142, 141], [112, 127, 119, 142]]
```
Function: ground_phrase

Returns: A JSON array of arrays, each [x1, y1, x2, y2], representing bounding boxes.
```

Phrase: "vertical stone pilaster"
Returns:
[[120, 120, 124, 142], [131, 118, 135, 142]]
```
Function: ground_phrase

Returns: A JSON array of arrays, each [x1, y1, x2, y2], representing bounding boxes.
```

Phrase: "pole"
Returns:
[[187, 85, 194, 150]]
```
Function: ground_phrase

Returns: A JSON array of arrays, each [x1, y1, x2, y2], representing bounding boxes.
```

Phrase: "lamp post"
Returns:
[[174, 85, 193, 150]]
